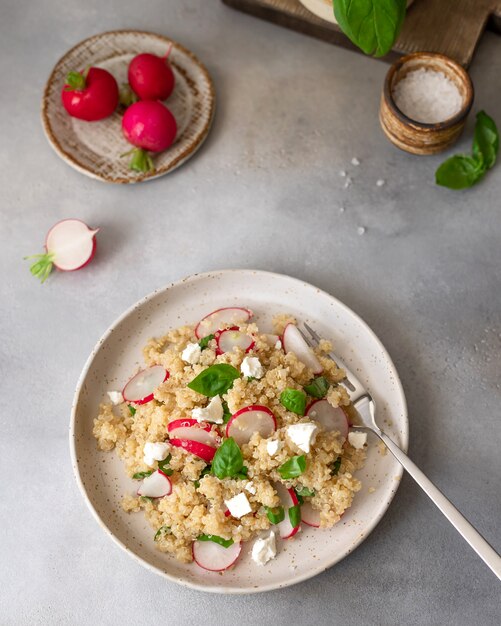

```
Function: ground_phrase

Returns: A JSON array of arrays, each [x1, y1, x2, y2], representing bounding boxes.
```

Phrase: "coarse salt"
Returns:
[[392, 68, 463, 124]]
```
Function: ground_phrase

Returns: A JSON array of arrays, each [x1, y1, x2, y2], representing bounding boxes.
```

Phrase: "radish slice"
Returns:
[[301, 501, 321, 528], [216, 326, 255, 355], [274, 482, 300, 539], [122, 365, 169, 405], [137, 470, 172, 498], [169, 438, 216, 463], [306, 399, 349, 441], [195, 307, 253, 339], [226, 405, 277, 446], [192, 539, 241, 572], [282, 323, 323, 374], [168, 419, 221, 447]]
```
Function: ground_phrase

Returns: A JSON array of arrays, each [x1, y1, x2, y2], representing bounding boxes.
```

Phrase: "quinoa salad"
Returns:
[[93, 307, 367, 572]]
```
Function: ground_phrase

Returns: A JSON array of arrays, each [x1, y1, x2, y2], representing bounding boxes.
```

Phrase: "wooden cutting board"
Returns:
[[222, 0, 501, 67]]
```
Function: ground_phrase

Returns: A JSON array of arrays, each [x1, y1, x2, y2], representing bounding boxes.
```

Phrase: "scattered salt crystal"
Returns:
[[392, 68, 463, 124], [339, 206, 345, 213], [344, 177, 352, 189], [357, 226, 366, 236], [339, 170, 347, 177], [376, 179, 385, 187], [351, 157, 360, 166]]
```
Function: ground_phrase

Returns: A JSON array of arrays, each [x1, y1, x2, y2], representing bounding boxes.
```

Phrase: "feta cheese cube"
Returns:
[[225, 492, 252, 518], [192, 395, 224, 424], [348, 431, 367, 449], [240, 356, 264, 379], [287, 422, 318, 453], [181, 342, 202, 365], [266, 439, 281, 457], [245, 481, 257, 495], [143, 441, 170, 467], [107, 390, 123, 405], [251, 531, 277, 566]]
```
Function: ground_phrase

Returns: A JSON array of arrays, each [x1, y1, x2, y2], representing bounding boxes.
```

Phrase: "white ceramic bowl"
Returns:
[[70, 270, 408, 593]]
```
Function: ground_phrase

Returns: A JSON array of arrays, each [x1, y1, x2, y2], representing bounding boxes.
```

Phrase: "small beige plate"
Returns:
[[70, 270, 408, 593], [41, 30, 215, 183]]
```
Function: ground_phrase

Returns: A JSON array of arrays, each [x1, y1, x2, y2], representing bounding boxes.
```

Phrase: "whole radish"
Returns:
[[122, 101, 177, 172], [25, 219, 99, 283], [61, 67, 119, 121], [128, 48, 175, 101]]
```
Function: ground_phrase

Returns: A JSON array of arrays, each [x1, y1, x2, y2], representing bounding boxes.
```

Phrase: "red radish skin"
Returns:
[[305, 399, 349, 441], [128, 51, 175, 101], [192, 539, 241, 572], [122, 365, 169, 405], [137, 470, 172, 498], [225, 405, 277, 446], [215, 326, 255, 355], [169, 438, 216, 463], [274, 482, 301, 539], [61, 67, 119, 121], [195, 307, 253, 339], [301, 501, 321, 528]]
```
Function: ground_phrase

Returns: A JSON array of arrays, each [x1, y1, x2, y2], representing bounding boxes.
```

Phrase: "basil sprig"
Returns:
[[154, 526, 171, 541], [188, 364, 240, 397], [212, 438, 244, 479], [334, 0, 406, 58], [331, 457, 342, 476], [197, 534, 234, 548], [132, 470, 153, 480], [280, 388, 307, 415], [436, 111, 499, 189], [128, 405, 136, 416], [288, 504, 301, 528], [265, 506, 285, 524], [304, 376, 330, 399], [158, 454, 173, 476], [278, 455, 306, 479], [198, 334, 215, 350], [222, 400, 232, 424]]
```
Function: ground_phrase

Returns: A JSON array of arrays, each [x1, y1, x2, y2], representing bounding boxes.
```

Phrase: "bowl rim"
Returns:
[[383, 51, 474, 130], [69, 269, 409, 593]]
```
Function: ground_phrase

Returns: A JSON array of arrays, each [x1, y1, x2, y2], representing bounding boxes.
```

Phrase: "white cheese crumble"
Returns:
[[143, 441, 170, 467], [240, 356, 264, 379], [274, 339, 282, 350], [107, 390, 123, 405], [225, 492, 252, 518], [181, 342, 202, 365], [192, 395, 224, 424], [251, 530, 277, 566], [351, 157, 360, 166], [266, 439, 281, 456], [348, 431, 367, 449], [245, 481, 257, 495], [287, 422, 318, 453], [376, 179, 385, 187]]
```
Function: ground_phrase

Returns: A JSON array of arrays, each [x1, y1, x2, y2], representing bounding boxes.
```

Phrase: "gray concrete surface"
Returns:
[[1, 1, 500, 624]]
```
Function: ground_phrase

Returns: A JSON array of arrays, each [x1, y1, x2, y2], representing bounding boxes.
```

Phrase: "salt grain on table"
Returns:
[[393, 68, 462, 124]]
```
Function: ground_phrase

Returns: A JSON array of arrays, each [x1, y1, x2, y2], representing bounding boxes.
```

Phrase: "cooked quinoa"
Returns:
[[93, 313, 366, 566]]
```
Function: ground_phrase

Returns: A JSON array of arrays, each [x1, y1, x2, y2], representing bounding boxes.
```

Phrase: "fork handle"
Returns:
[[376, 430, 501, 580]]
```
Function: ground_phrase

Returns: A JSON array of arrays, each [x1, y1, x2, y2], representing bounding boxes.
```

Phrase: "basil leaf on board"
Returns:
[[295, 486, 315, 498], [154, 526, 171, 541], [188, 364, 240, 397], [197, 534, 234, 548], [304, 376, 330, 399], [334, 0, 406, 58], [128, 405, 136, 416], [288, 504, 301, 528], [158, 454, 173, 476], [331, 457, 342, 476], [222, 400, 232, 424], [265, 506, 285, 524], [278, 455, 306, 479], [198, 334, 215, 350], [435, 155, 485, 190], [280, 388, 307, 415], [212, 438, 244, 479], [132, 470, 153, 480], [473, 111, 499, 170]]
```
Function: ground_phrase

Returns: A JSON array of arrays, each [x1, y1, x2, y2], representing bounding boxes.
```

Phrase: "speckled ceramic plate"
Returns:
[[41, 30, 215, 183], [70, 270, 408, 593]]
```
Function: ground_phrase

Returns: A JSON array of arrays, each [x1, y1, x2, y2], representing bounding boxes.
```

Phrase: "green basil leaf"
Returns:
[[197, 534, 234, 548], [331, 457, 342, 476], [304, 376, 330, 399], [154, 526, 171, 541], [288, 504, 301, 528], [278, 455, 306, 479], [235, 465, 249, 480], [140, 496, 153, 503], [132, 470, 153, 480], [198, 334, 215, 350], [194, 480, 200, 489], [435, 155, 485, 190], [158, 454, 173, 476], [128, 405, 136, 416], [222, 400, 232, 424], [295, 486, 315, 498], [473, 110, 499, 170], [188, 364, 240, 397], [265, 506, 285, 524], [334, 0, 406, 58], [246, 376, 256, 382], [200, 465, 212, 478], [212, 438, 244, 479], [280, 388, 307, 415]]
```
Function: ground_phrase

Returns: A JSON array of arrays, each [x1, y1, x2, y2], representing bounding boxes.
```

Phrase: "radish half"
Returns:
[[26, 219, 99, 283], [306, 399, 349, 441], [215, 326, 255, 355], [225, 405, 277, 446], [282, 323, 323, 374], [169, 438, 216, 463], [301, 501, 321, 528], [122, 365, 169, 405], [137, 470, 172, 498], [167, 419, 221, 447], [274, 482, 301, 539], [195, 307, 253, 339], [192, 539, 241, 572]]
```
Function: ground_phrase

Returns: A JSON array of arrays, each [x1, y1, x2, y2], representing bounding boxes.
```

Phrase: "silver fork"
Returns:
[[302, 323, 501, 580]]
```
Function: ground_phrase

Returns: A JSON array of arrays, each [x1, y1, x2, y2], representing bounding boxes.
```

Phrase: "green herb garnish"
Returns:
[[222, 400, 232, 424], [288, 504, 301, 528], [265, 506, 285, 524], [128, 405, 136, 416], [24, 253, 54, 283], [331, 457, 342, 476], [197, 534, 234, 548], [278, 455, 306, 479], [188, 364, 240, 397], [436, 111, 499, 189], [246, 376, 256, 382], [212, 438, 244, 479], [140, 496, 153, 503], [198, 334, 215, 350], [304, 376, 330, 399], [154, 526, 171, 541], [235, 465, 249, 480], [132, 470, 153, 480], [158, 454, 173, 476], [280, 388, 307, 415], [295, 486, 315, 498]]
